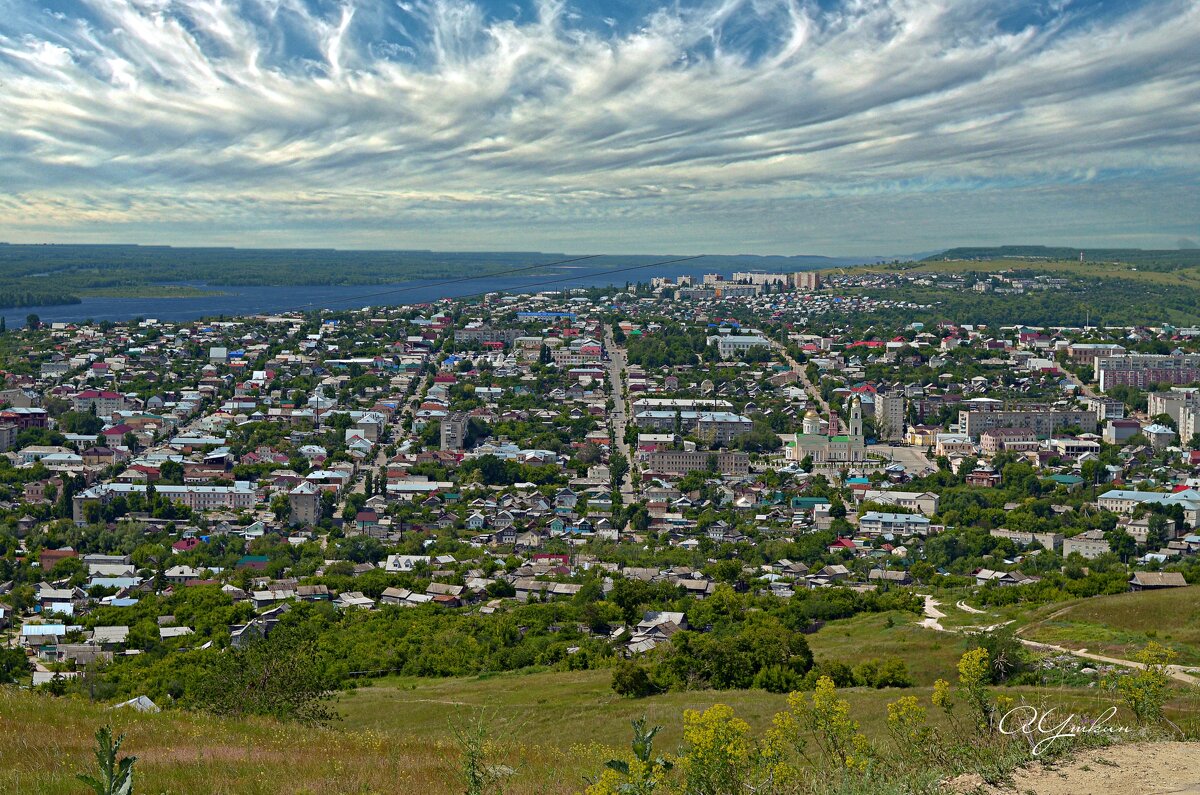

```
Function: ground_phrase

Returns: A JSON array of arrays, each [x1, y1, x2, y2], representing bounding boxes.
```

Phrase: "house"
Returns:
[[1128, 571, 1187, 591], [164, 565, 203, 585], [334, 591, 376, 609], [868, 569, 912, 585]]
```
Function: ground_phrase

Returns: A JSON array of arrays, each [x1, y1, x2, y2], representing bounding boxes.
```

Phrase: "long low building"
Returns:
[[634, 410, 754, 443], [74, 481, 258, 524], [1096, 488, 1200, 526], [642, 450, 750, 477]]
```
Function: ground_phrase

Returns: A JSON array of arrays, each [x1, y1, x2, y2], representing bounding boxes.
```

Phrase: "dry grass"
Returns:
[[854, 258, 1199, 287]]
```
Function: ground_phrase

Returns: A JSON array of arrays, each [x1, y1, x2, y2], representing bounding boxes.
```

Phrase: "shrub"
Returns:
[[752, 665, 801, 694], [612, 661, 658, 698], [1110, 641, 1176, 725]]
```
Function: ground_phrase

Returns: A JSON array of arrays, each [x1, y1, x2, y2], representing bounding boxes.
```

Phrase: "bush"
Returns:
[[611, 660, 658, 698], [852, 658, 914, 688], [752, 664, 801, 694], [967, 627, 1028, 683]]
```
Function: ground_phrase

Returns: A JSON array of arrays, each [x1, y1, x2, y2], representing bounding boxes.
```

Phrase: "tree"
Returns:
[[1112, 642, 1176, 724], [193, 627, 336, 724], [612, 661, 658, 698], [25, 314, 40, 330], [337, 535, 386, 564], [1105, 527, 1136, 562], [609, 452, 629, 490], [0, 648, 32, 684], [270, 493, 291, 523], [158, 460, 184, 485]]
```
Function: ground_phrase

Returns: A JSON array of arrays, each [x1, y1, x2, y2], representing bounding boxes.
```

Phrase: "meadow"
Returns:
[[4, 604, 1198, 794], [1018, 586, 1200, 666]]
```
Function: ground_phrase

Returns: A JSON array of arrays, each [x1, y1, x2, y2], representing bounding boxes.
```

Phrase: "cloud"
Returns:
[[0, 0, 1197, 253]]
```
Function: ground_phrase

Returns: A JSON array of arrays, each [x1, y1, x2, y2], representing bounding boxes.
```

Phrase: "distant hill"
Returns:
[[927, 246, 1200, 270]]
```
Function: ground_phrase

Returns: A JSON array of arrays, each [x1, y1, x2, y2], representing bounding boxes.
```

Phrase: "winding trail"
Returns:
[[919, 594, 1199, 686]]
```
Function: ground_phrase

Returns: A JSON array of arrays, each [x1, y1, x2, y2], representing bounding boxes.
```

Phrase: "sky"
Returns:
[[0, 0, 1197, 256]]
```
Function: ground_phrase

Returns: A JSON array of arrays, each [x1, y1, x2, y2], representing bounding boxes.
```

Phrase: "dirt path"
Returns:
[[921, 596, 946, 631], [1011, 603, 1199, 686], [1016, 638, 1200, 686], [957, 600, 987, 615], [957, 741, 1200, 795]]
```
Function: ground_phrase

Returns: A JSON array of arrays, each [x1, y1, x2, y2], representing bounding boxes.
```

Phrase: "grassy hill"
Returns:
[[1018, 586, 1200, 665], [10, 671, 1196, 795], [928, 246, 1200, 271], [858, 257, 1199, 288], [4, 607, 1198, 793]]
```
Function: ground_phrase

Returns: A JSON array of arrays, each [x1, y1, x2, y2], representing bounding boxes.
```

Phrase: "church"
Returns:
[[782, 396, 869, 465]]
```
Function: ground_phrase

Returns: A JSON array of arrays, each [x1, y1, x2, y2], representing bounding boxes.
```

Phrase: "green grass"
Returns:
[[4, 602, 1198, 793], [1018, 586, 1200, 666], [4, 663, 1199, 794], [804, 610, 965, 686]]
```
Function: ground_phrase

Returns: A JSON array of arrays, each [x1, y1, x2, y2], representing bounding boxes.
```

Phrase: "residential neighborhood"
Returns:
[[2, 274, 1199, 699]]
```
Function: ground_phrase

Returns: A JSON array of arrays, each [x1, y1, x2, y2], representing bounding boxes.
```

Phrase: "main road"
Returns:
[[770, 336, 830, 414], [603, 325, 637, 502]]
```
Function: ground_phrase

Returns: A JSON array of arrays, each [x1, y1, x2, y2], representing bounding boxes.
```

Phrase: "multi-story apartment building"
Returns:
[[71, 390, 127, 417], [979, 427, 1038, 453], [874, 393, 905, 441], [792, 271, 821, 291], [0, 407, 47, 430], [1063, 529, 1110, 559], [455, 325, 521, 347], [1096, 354, 1200, 392], [989, 528, 1063, 551], [1147, 389, 1200, 423], [440, 411, 469, 451], [957, 406, 1096, 439]]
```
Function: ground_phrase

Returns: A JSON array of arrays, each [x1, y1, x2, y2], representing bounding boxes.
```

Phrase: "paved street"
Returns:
[[603, 326, 637, 501]]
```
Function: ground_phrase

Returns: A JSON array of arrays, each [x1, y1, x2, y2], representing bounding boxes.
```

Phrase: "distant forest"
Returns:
[[0, 244, 850, 309]]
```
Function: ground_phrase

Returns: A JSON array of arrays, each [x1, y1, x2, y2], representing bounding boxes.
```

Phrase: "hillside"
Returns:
[[1018, 586, 1200, 666], [926, 246, 1200, 271]]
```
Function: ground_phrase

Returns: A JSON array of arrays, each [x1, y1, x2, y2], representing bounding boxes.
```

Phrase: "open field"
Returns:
[[1018, 586, 1200, 666], [855, 258, 1200, 287], [4, 665, 1199, 794], [804, 609, 966, 685]]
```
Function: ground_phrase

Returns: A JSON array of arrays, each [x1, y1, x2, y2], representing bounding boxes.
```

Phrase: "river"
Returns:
[[0, 260, 842, 327]]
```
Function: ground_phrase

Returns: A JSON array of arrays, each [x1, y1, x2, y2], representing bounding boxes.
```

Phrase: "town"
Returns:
[[0, 266, 1197, 702]]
